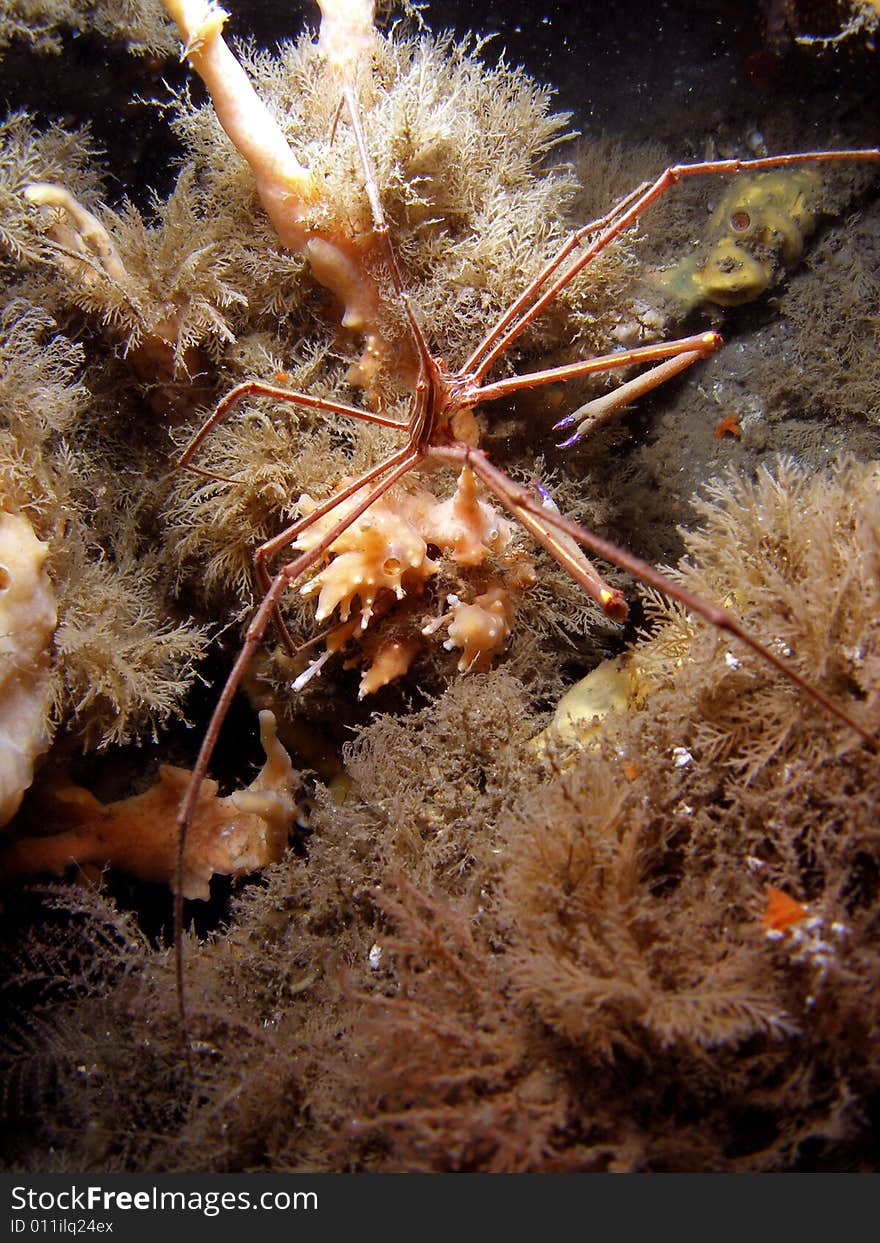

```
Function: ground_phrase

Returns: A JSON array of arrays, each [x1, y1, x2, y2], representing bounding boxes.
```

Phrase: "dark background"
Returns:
[[4, 1, 870, 205]]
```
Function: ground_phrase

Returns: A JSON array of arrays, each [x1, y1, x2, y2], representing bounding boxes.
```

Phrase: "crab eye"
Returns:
[[729, 209, 752, 232]]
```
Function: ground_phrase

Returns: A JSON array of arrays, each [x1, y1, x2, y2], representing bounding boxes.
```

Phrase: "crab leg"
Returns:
[[461, 181, 654, 376], [340, 82, 434, 370], [174, 440, 423, 1044], [553, 348, 714, 448], [467, 148, 880, 383], [177, 373, 426, 656], [467, 448, 878, 752], [177, 378, 409, 480], [434, 445, 624, 619], [472, 332, 720, 406]]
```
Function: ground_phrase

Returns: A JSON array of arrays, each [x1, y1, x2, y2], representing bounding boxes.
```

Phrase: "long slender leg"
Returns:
[[460, 181, 654, 376], [462, 449, 627, 619], [466, 148, 880, 384], [340, 82, 435, 378], [177, 378, 409, 478], [553, 349, 710, 448], [174, 443, 424, 1051], [180, 379, 423, 648], [472, 332, 720, 407], [468, 449, 878, 752]]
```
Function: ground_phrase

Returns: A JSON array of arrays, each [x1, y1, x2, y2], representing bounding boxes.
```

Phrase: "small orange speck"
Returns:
[[273, 370, 291, 385], [763, 885, 808, 932], [714, 414, 742, 439], [621, 759, 640, 782]]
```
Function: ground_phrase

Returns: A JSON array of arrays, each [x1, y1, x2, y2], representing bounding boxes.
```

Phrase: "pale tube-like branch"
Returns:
[[24, 182, 128, 282], [162, 0, 319, 248], [317, 0, 376, 79], [162, 0, 397, 383]]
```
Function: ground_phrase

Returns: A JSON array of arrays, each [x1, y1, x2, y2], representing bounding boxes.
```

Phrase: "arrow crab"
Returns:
[[161, 0, 879, 1030]]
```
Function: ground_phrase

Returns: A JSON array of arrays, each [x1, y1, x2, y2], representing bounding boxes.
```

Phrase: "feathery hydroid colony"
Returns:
[[3, 460, 878, 1171], [0, 0, 878, 1172], [0, 1, 622, 785]]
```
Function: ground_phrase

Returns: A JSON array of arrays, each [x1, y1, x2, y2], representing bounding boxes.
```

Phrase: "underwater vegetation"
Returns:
[[0, 0, 879, 1172]]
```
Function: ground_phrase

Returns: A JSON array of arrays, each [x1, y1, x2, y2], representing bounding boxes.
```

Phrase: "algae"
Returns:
[[0, 0, 878, 1173]]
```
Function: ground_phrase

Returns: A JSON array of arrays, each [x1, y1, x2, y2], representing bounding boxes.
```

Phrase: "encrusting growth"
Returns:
[[0, 710, 299, 897], [291, 465, 522, 694], [659, 168, 822, 308], [1, 0, 879, 1174], [0, 510, 56, 827]]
